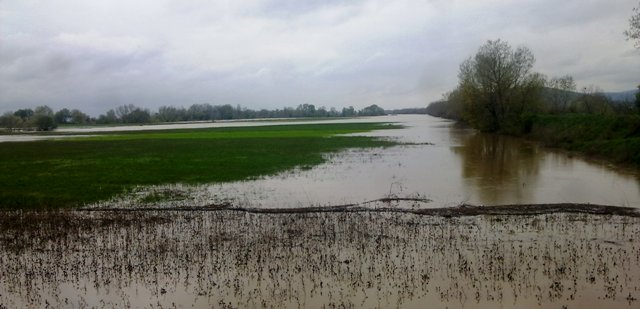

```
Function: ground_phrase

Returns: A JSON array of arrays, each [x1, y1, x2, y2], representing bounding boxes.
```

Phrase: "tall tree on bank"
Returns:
[[625, 2, 640, 48], [457, 39, 545, 132]]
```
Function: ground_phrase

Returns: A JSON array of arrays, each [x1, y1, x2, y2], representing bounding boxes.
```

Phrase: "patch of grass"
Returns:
[[0, 123, 399, 209], [528, 114, 640, 165]]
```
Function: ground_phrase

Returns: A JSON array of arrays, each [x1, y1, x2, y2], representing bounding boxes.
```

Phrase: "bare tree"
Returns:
[[625, 2, 640, 48], [458, 39, 545, 132], [577, 85, 612, 115], [547, 75, 577, 112], [34, 105, 54, 117], [0, 112, 23, 131]]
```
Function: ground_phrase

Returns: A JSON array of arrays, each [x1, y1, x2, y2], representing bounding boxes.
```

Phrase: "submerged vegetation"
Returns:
[[0, 209, 638, 307], [0, 123, 399, 209]]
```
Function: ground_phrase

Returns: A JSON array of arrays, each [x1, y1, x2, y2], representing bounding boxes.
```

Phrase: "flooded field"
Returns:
[[2, 115, 640, 308], [91, 115, 640, 210], [0, 134, 96, 143], [0, 209, 638, 308]]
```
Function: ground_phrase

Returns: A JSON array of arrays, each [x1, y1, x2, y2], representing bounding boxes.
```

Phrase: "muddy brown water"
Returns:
[[2, 115, 640, 308], [91, 114, 640, 210], [0, 210, 638, 308]]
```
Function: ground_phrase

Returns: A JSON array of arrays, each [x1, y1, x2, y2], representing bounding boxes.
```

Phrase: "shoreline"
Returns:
[[53, 202, 640, 218]]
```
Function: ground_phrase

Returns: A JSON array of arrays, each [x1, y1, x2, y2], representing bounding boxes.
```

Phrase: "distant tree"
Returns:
[[444, 89, 464, 119], [70, 109, 89, 124], [547, 75, 577, 113], [32, 105, 57, 130], [575, 85, 613, 115], [14, 109, 34, 120], [219, 104, 234, 119], [282, 107, 295, 118], [187, 103, 224, 121], [105, 109, 118, 123], [625, 2, 640, 48], [99, 109, 118, 123], [115, 104, 135, 121], [387, 107, 428, 115], [316, 107, 328, 117], [457, 39, 545, 132], [124, 108, 151, 123], [54, 108, 72, 124], [157, 106, 187, 122], [34, 105, 54, 117], [358, 104, 386, 116], [256, 109, 271, 118], [296, 104, 316, 117], [33, 115, 56, 131], [0, 112, 23, 130], [426, 90, 464, 120], [341, 106, 356, 117], [114, 104, 151, 123]]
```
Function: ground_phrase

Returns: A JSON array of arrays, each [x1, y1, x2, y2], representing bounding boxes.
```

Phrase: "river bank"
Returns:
[[82, 115, 640, 209], [527, 114, 640, 166], [427, 112, 640, 167]]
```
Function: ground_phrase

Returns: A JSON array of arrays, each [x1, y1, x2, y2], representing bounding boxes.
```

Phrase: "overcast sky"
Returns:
[[1, 0, 639, 115]]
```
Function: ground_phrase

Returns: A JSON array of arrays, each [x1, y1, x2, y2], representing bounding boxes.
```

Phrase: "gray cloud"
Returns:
[[1, 0, 639, 116]]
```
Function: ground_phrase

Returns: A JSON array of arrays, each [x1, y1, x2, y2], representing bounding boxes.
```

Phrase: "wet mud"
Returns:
[[0, 207, 638, 308], [82, 201, 640, 217]]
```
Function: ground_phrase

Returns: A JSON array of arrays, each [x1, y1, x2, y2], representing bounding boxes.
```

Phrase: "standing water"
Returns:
[[1, 115, 639, 308], [95, 114, 640, 209]]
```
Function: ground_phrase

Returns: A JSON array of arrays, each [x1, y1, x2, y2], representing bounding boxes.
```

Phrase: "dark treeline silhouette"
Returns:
[[426, 39, 640, 133], [427, 85, 640, 124], [426, 39, 640, 165], [385, 107, 428, 115], [0, 103, 388, 131]]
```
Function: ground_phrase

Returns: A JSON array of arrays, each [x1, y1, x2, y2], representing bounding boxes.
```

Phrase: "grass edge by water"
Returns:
[[0, 122, 401, 209]]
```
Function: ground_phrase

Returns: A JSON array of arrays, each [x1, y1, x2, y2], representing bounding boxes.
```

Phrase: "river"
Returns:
[[93, 114, 640, 209]]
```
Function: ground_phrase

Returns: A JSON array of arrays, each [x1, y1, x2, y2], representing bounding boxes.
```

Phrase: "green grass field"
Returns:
[[0, 123, 399, 209]]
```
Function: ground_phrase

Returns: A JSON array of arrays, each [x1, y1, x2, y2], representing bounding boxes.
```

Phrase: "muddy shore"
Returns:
[[0, 204, 638, 308], [79, 201, 640, 217]]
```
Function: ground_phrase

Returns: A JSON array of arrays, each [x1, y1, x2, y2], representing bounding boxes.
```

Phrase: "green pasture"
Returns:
[[0, 123, 399, 208]]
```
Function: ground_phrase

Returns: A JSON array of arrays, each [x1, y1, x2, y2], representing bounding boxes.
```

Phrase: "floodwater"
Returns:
[[55, 117, 390, 133], [0, 210, 638, 308], [2, 115, 640, 308], [93, 114, 640, 210], [0, 117, 387, 142], [0, 134, 96, 143]]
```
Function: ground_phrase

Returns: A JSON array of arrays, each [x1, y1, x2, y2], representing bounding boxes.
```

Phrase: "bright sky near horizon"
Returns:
[[1, 0, 639, 115]]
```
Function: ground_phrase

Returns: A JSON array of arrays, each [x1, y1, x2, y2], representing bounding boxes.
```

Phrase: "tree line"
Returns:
[[0, 103, 386, 131], [426, 39, 640, 133], [427, 4, 640, 133]]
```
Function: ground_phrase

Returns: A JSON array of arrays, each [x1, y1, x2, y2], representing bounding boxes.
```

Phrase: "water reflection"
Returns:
[[451, 131, 542, 204], [0, 210, 638, 308], [85, 115, 640, 210]]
